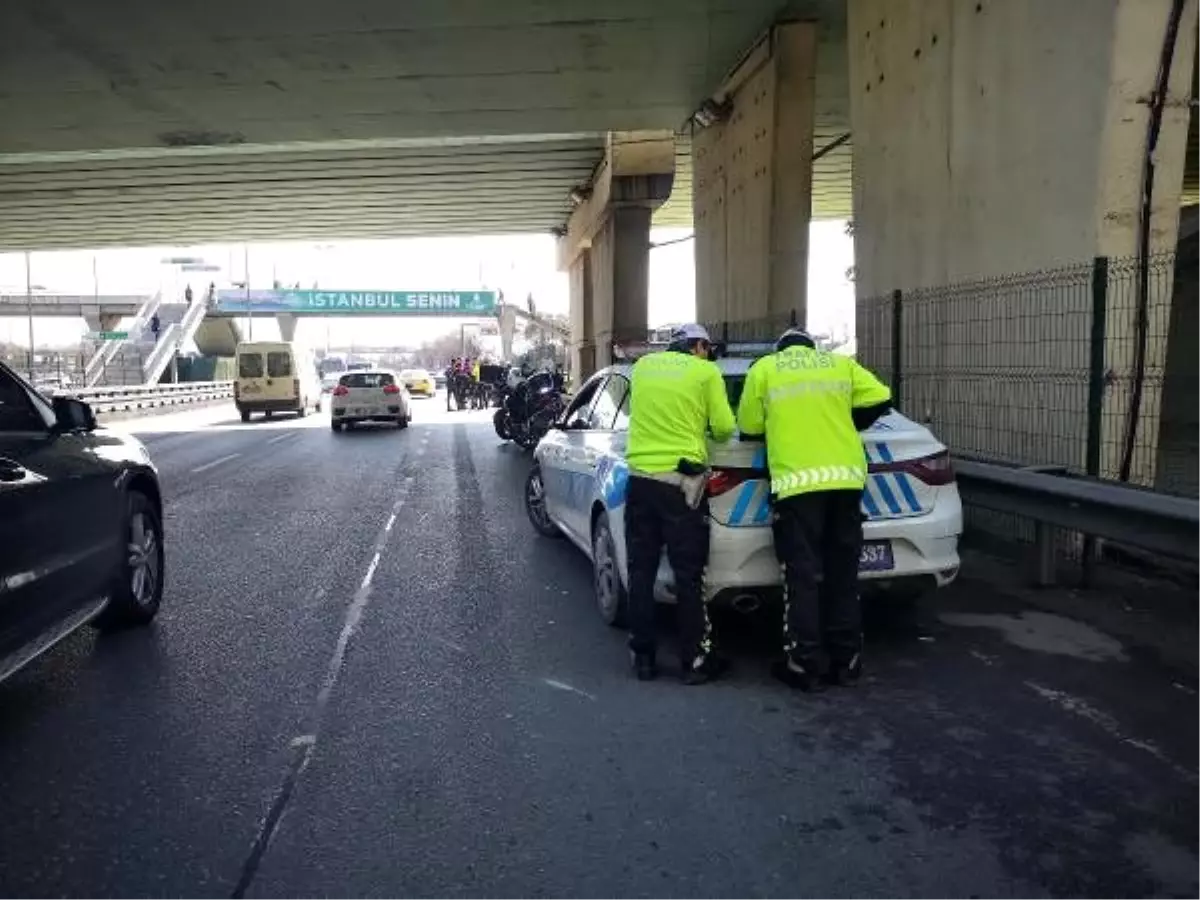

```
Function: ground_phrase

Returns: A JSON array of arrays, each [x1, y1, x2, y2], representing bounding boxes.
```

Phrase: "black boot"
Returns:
[[771, 657, 827, 693], [825, 653, 862, 687], [631, 650, 657, 681], [682, 653, 730, 686]]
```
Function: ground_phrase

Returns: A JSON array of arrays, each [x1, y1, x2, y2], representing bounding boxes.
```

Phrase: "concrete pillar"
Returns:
[[497, 305, 518, 360], [276, 313, 298, 342], [567, 250, 595, 380], [848, 0, 1197, 485], [692, 21, 818, 329], [589, 205, 654, 371], [559, 131, 675, 380]]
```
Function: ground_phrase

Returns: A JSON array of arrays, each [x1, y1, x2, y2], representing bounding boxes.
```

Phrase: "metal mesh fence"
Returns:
[[857, 252, 1188, 497]]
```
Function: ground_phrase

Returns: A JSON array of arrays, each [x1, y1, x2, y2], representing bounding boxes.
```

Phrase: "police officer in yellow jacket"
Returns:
[[737, 328, 892, 690], [625, 324, 736, 683]]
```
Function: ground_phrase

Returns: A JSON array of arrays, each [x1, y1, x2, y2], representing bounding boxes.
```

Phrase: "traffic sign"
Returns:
[[212, 289, 497, 316], [89, 330, 129, 340]]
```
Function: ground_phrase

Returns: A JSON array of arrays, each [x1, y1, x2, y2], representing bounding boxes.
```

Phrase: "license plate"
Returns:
[[859, 541, 894, 572]]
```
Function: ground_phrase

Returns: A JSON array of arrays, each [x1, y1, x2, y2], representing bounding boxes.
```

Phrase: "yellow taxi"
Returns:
[[399, 368, 436, 397]]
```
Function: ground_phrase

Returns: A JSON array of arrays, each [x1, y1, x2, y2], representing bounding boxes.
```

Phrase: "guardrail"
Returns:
[[63, 381, 234, 415], [954, 457, 1199, 585]]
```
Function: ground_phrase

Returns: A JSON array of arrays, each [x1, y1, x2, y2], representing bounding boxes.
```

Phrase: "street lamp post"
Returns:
[[244, 245, 253, 342], [25, 251, 35, 379]]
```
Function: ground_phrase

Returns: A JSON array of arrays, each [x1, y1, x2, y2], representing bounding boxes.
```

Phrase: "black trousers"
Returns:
[[625, 475, 712, 662], [772, 490, 864, 671]]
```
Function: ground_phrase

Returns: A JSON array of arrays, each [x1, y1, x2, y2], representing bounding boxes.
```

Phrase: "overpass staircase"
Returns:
[[88, 294, 224, 386], [83, 290, 162, 387]]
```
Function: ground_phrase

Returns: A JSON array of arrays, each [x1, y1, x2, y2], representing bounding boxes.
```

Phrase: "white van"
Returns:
[[234, 341, 321, 423]]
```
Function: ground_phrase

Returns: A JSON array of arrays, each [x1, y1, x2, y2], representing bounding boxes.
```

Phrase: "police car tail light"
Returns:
[[332, 384, 349, 397], [870, 450, 954, 486], [707, 468, 752, 497], [382, 383, 400, 395]]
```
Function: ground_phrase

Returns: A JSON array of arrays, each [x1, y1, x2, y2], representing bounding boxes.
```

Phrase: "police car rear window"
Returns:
[[339, 372, 394, 389]]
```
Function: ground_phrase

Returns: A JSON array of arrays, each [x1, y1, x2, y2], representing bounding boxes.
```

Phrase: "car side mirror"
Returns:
[[52, 396, 98, 433]]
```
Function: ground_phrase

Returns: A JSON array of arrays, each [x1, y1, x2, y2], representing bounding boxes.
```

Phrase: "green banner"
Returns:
[[213, 288, 497, 316], [91, 330, 129, 340]]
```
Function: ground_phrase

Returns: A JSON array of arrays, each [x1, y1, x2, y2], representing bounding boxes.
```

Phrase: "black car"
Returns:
[[0, 361, 165, 683]]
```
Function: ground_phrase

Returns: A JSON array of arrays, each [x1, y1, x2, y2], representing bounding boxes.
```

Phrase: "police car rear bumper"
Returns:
[[650, 488, 964, 602]]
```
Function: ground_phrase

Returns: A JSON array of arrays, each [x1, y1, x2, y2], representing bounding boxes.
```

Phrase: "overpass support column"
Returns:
[[558, 131, 675, 380], [276, 313, 298, 342], [497, 305, 518, 361], [691, 21, 818, 329], [848, 0, 1197, 484]]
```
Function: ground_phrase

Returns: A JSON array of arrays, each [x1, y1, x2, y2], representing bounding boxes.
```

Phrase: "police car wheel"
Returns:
[[524, 465, 560, 538], [591, 513, 628, 629]]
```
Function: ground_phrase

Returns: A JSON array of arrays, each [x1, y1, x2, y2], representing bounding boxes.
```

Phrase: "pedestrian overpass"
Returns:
[[201, 287, 561, 360]]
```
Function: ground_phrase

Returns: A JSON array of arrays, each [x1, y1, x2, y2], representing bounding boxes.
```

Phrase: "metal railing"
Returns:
[[60, 381, 234, 415], [142, 299, 210, 385], [954, 457, 1198, 586]]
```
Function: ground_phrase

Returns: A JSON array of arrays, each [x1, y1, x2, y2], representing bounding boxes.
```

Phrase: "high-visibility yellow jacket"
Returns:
[[626, 351, 736, 474], [736, 346, 891, 499]]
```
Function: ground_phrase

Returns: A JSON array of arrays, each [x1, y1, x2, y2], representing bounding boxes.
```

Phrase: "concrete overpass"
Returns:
[[0, 0, 852, 251], [0, 0, 1195, 487]]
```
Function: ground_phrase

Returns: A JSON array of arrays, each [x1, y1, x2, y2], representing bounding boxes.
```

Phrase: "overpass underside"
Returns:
[[0, 0, 851, 252]]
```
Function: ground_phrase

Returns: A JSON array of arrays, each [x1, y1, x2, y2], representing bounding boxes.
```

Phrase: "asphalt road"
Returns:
[[0, 396, 1195, 898]]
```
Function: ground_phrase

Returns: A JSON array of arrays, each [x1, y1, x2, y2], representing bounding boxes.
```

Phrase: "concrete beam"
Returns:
[[556, 130, 675, 381], [556, 130, 676, 270]]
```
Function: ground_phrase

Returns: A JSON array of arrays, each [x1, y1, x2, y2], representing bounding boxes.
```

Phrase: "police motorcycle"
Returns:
[[493, 368, 564, 449]]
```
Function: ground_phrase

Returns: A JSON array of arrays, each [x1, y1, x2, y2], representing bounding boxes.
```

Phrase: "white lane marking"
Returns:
[[431, 635, 466, 654], [1172, 682, 1196, 696], [1025, 681, 1196, 783], [315, 480, 413, 711], [191, 453, 240, 473], [384, 513, 397, 532], [361, 552, 382, 589], [542, 678, 597, 702], [235, 472, 415, 897], [266, 432, 296, 445]]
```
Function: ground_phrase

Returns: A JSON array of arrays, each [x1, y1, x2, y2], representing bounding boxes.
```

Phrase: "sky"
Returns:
[[0, 222, 855, 349]]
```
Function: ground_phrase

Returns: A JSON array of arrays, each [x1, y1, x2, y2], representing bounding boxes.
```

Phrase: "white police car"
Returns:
[[524, 345, 962, 627]]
